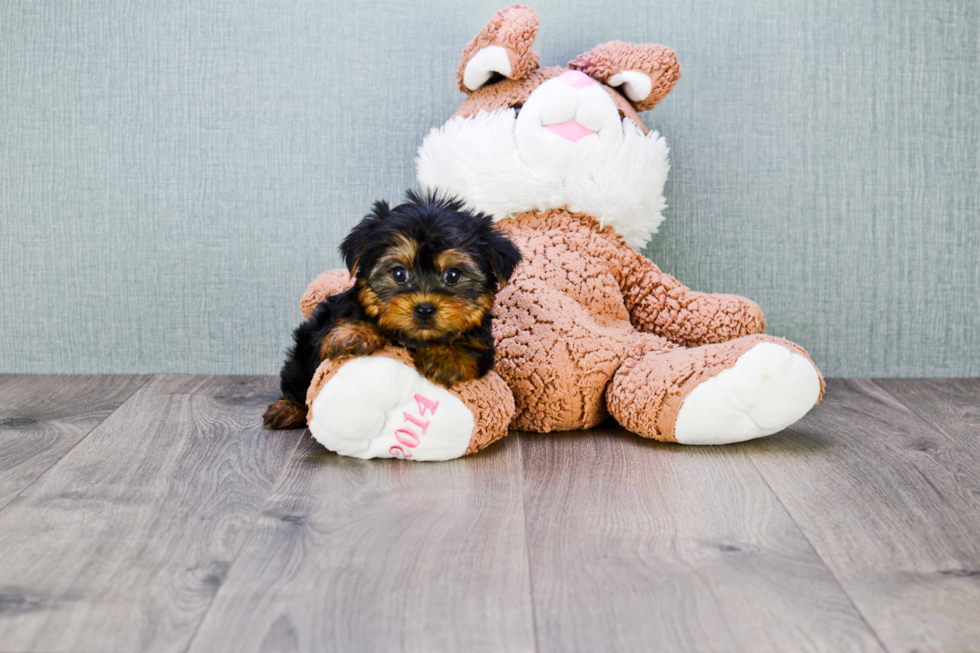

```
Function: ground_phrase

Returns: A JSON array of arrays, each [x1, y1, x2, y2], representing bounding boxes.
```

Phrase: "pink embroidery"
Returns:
[[389, 445, 413, 459], [390, 394, 439, 457], [395, 428, 420, 448], [415, 394, 439, 417], [402, 411, 430, 435]]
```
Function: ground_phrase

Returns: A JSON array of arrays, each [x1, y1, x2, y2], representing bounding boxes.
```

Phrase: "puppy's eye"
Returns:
[[442, 268, 462, 285], [391, 267, 411, 284]]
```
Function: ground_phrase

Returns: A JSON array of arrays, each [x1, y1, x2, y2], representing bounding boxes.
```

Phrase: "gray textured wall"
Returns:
[[1, 0, 978, 377]]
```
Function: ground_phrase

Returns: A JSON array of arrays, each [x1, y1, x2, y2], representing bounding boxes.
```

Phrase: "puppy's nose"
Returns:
[[414, 303, 436, 320]]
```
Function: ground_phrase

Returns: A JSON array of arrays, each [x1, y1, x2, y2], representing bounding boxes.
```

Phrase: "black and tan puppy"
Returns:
[[263, 192, 522, 429]]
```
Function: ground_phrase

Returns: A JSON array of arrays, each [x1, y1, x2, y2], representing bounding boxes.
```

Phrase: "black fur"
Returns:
[[272, 191, 522, 417], [472, 310, 497, 376], [341, 190, 522, 287], [276, 286, 368, 408]]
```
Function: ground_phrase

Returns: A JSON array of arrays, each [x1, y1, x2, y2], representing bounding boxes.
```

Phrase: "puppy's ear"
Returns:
[[340, 200, 390, 276], [483, 223, 522, 284]]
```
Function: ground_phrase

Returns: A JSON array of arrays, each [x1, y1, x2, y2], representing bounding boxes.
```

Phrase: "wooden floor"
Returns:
[[0, 376, 978, 653]]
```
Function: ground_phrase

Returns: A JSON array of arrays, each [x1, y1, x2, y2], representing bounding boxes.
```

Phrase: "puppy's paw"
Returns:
[[321, 320, 388, 360], [262, 398, 307, 429], [413, 344, 479, 388]]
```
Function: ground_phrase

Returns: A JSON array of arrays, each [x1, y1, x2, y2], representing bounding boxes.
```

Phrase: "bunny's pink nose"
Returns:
[[559, 70, 593, 88]]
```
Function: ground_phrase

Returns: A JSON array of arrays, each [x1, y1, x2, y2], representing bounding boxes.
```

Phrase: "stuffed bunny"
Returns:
[[299, 5, 823, 460]]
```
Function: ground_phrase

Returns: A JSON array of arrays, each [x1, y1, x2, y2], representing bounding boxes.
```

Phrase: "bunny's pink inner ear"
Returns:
[[568, 41, 681, 111], [456, 4, 540, 93]]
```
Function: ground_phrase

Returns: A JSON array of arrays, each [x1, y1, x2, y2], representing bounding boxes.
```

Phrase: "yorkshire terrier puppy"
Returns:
[[262, 192, 522, 430]]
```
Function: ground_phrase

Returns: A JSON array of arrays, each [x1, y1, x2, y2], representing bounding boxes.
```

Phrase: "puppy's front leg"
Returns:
[[413, 343, 482, 388], [321, 319, 388, 360]]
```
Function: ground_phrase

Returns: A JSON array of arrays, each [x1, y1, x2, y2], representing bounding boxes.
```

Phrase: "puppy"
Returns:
[[263, 192, 522, 430]]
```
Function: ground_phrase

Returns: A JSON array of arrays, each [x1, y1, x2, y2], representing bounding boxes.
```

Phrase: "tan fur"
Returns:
[[376, 235, 419, 268], [356, 281, 381, 319], [413, 342, 482, 388], [262, 398, 307, 430], [434, 249, 476, 272], [376, 291, 492, 341], [321, 319, 388, 360]]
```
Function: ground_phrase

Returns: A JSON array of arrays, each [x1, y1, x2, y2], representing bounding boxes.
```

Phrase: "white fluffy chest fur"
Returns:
[[415, 108, 670, 249]]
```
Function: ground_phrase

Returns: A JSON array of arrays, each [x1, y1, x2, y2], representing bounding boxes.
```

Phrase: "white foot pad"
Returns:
[[674, 342, 821, 445], [308, 357, 474, 460]]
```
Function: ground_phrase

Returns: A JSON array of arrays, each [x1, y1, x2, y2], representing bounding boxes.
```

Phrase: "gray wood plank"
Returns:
[[875, 378, 980, 447], [187, 435, 536, 653], [745, 379, 980, 653], [0, 375, 299, 653], [520, 425, 884, 653], [0, 374, 150, 511]]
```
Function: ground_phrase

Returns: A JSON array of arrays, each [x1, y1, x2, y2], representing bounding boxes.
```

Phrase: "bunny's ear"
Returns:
[[568, 41, 681, 111], [456, 5, 540, 93]]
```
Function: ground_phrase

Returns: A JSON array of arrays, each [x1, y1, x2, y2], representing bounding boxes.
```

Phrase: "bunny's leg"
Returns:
[[305, 346, 515, 461], [607, 334, 823, 444]]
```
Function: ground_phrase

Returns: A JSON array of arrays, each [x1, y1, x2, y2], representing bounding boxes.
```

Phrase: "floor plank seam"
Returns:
[[180, 430, 306, 653], [0, 374, 154, 515], [515, 433, 542, 653], [871, 380, 966, 450], [742, 447, 893, 653]]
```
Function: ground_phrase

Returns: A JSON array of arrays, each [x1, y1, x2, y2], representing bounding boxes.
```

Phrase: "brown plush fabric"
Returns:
[[453, 370, 516, 454], [301, 208, 823, 444], [491, 209, 777, 432], [304, 345, 514, 455], [491, 209, 668, 431], [568, 41, 681, 111], [617, 244, 767, 346], [607, 334, 821, 442], [453, 66, 648, 135], [301, 268, 354, 320], [456, 4, 540, 93]]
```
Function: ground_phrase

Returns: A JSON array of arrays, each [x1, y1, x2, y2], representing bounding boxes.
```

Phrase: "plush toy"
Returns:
[[299, 4, 824, 461]]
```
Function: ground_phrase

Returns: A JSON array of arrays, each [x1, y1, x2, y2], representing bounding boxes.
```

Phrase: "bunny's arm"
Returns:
[[300, 269, 354, 319], [615, 242, 766, 347]]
